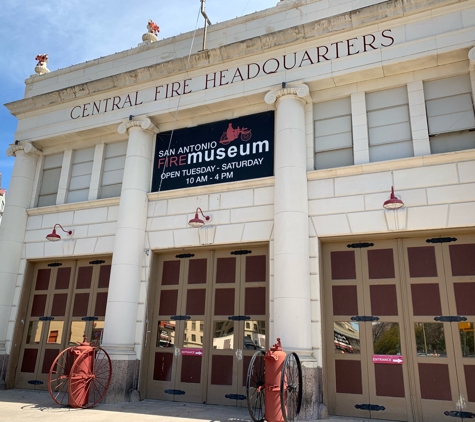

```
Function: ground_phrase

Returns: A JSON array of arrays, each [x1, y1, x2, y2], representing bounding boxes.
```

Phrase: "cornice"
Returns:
[[307, 149, 475, 181], [4, 0, 467, 117], [27, 197, 120, 216]]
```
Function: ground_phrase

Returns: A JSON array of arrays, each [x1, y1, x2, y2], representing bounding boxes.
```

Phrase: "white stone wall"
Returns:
[[308, 153, 475, 236], [146, 183, 274, 249], [24, 203, 119, 259]]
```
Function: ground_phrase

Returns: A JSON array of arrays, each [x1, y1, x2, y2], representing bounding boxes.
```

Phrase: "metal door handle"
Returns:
[[434, 316, 467, 322]]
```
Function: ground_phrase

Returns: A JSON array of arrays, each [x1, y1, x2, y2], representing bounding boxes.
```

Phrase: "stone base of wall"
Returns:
[[103, 359, 140, 403], [301, 363, 328, 420], [0, 354, 8, 390]]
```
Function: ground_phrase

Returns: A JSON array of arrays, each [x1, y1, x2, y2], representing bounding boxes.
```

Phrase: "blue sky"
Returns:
[[0, 0, 280, 190]]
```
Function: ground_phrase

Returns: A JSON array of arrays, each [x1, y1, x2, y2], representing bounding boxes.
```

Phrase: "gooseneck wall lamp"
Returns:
[[46, 224, 73, 241], [188, 208, 210, 228], [383, 186, 404, 210]]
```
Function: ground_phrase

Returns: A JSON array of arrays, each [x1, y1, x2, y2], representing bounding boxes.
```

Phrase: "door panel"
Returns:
[[402, 236, 474, 421], [15, 258, 111, 390], [361, 243, 412, 422], [16, 264, 75, 389], [146, 245, 268, 406], [325, 243, 371, 418], [147, 251, 210, 403], [325, 240, 412, 421], [325, 234, 475, 422]]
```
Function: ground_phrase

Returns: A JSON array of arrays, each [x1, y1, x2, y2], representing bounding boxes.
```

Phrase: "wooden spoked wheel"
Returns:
[[280, 352, 303, 422], [246, 350, 266, 422], [68, 347, 112, 408], [48, 347, 75, 406]]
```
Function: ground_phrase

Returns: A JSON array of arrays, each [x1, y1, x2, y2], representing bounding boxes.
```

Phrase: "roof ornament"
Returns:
[[34, 54, 50, 75], [142, 19, 159, 44]]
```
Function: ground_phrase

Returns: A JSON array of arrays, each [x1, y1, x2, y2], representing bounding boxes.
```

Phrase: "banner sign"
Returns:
[[152, 111, 274, 192]]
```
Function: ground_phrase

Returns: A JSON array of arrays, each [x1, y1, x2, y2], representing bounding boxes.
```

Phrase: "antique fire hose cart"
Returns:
[[246, 338, 303, 422], [48, 337, 112, 408]]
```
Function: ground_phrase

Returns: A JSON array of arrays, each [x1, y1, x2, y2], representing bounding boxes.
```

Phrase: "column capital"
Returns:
[[469, 46, 475, 71], [118, 117, 159, 135], [6, 142, 42, 157], [265, 83, 311, 106]]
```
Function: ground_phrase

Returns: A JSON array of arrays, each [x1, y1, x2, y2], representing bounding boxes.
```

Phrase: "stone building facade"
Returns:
[[1, 0, 475, 420]]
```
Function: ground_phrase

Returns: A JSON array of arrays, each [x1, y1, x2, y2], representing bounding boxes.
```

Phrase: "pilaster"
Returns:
[[350, 92, 370, 165], [56, 150, 73, 205], [89, 143, 105, 201], [407, 81, 431, 156]]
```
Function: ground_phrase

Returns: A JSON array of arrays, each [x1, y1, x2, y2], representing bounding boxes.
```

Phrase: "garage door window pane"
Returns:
[[415, 322, 446, 357], [424, 75, 475, 154], [334, 321, 360, 354], [367, 87, 413, 163], [99, 141, 127, 199], [67, 148, 94, 203], [314, 98, 354, 170], [38, 153, 63, 207]]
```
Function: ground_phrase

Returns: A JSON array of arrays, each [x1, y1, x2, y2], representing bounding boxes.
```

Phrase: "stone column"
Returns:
[[265, 84, 327, 419], [101, 118, 158, 402], [102, 118, 158, 361], [0, 143, 41, 382], [265, 84, 313, 355]]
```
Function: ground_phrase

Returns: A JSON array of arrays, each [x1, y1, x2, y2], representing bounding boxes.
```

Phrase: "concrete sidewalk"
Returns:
[[0, 389, 398, 422]]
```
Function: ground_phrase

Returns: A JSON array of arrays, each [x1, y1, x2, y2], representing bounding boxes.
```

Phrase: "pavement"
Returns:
[[0, 388, 398, 422]]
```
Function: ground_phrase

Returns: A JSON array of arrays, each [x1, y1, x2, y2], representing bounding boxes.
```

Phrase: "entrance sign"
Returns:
[[152, 111, 274, 192], [372, 355, 404, 364], [181, 348, 203, 356]]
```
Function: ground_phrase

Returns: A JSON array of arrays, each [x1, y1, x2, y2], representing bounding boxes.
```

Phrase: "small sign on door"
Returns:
[[372, 355, 404, 364], [181, 348, 203, 356]]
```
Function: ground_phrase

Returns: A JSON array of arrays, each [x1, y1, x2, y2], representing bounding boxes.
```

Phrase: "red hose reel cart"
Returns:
[[246, 338, 303, 422], [48, 337, 112, 408]]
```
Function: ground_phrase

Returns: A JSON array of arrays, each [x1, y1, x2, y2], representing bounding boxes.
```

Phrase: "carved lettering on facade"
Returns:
[[69, 29, 395, 120]]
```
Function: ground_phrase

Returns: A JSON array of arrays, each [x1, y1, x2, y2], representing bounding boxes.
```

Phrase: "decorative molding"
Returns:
[[27, 196, 120, 216], [6, 142, 42, 157], [118, 117, 159, 135], [469, 46, 475, 71], [265, 83, 311, 105], [307, 149, 475, 181]]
